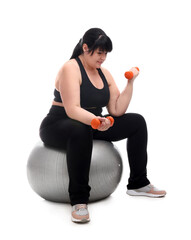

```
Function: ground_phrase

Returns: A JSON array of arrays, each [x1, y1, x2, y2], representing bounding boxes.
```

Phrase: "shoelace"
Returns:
[[150, 184, 160, 191], [74, 204, 88, 216], [76, 204, 87, 210], [75, 204, 87, 210]]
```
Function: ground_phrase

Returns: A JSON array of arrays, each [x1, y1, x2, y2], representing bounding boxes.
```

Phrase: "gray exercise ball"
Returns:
[[27, 140, 123, 203]]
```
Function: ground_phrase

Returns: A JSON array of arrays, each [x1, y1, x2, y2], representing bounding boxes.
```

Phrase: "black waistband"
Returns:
[[47, 105, 68, 117]]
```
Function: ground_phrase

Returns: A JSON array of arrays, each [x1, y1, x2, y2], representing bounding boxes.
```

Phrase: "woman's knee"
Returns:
[[134, 113, 146, 125], [125, 113, 147, 131], [132, 114, 148, 137]]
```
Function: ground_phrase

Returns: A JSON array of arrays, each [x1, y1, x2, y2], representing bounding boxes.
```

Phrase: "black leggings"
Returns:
[[40, 106, 150, 205]]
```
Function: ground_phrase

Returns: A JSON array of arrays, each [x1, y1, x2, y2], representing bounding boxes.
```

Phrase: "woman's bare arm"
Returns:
[[102, 67, 139, 116]]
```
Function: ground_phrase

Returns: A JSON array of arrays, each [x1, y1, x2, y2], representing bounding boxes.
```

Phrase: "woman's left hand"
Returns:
[[128, 67, 139, 83]]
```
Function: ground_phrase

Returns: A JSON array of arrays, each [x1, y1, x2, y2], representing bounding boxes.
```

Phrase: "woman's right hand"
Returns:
[[95, 116, 112, 131]]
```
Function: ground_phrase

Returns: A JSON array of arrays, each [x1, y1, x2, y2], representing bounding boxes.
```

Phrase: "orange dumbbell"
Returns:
[[91, 116, 114, 129], [124, 67, 139, 80]]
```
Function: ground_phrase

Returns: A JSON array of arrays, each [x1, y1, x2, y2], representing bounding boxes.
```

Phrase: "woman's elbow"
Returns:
[[107, 106, 126, 117], [64, 105, 78, 119]]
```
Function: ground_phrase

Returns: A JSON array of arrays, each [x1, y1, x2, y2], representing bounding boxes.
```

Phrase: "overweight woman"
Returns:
[[39, 28, 166, 223]]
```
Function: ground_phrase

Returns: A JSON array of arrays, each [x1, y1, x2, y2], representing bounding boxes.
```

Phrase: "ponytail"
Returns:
[[70, 38, 83, 59]]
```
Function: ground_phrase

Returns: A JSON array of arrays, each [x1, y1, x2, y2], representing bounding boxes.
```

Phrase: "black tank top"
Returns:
[[53, 57, 110, 115]]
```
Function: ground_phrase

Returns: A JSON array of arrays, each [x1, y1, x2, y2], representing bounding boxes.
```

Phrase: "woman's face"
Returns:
[[83, 45, 107, 68], [91, 48, 108, 68]]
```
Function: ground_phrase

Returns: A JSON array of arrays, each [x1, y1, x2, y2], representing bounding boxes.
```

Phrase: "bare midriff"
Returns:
[[52, 101, 64, 107]]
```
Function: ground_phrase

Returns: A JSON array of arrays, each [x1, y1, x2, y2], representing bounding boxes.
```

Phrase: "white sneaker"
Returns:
[[127, 184, 166, 198], [71, 204, 90, 223]]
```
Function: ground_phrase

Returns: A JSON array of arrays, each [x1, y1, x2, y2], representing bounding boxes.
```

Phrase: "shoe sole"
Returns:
[[127, 190, 166, 198], [71, 217, 90, 223]]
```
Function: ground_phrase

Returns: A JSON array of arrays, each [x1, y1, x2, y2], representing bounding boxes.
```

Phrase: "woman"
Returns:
[[39, 28, 166, 223]]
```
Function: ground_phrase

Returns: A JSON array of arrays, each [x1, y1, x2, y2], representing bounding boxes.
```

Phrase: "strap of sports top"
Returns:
[[75, 57, 85, 74]]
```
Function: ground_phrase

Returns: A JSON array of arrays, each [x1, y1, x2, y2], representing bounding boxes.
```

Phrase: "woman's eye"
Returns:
[[97, 51, 107, 56]]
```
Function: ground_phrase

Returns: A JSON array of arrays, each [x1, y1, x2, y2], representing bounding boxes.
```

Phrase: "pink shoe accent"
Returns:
[[146, 185, 167, 196]]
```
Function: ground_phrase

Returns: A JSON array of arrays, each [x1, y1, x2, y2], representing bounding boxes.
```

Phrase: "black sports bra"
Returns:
[[54, 57, 110, 114]]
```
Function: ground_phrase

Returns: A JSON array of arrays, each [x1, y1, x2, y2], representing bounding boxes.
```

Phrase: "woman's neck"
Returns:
[[79, 55, 97, 73]]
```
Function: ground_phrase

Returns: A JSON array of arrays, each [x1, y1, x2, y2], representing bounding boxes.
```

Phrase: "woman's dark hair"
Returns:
[[70, 28, 113, 59]]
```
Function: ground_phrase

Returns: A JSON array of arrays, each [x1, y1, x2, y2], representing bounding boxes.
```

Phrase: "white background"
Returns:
[[1, 0, 191, 239]]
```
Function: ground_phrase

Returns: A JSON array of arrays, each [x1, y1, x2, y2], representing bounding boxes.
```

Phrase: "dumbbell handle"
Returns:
[[91, 116, 114, 129], [124, 67, 139, 80]]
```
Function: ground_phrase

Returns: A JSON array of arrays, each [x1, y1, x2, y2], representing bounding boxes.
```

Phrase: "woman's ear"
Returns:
[[82, 43, 89, 53]]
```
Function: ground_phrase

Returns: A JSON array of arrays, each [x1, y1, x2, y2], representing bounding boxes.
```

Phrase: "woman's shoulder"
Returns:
[[56, 59, 80, 78], [60, 58, 79, 72], [55, 59, 80, 85]]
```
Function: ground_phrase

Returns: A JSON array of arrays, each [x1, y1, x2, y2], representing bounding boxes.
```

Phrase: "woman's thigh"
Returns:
[[93, 113, 147, 142], [40, 117, 93, 149]]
